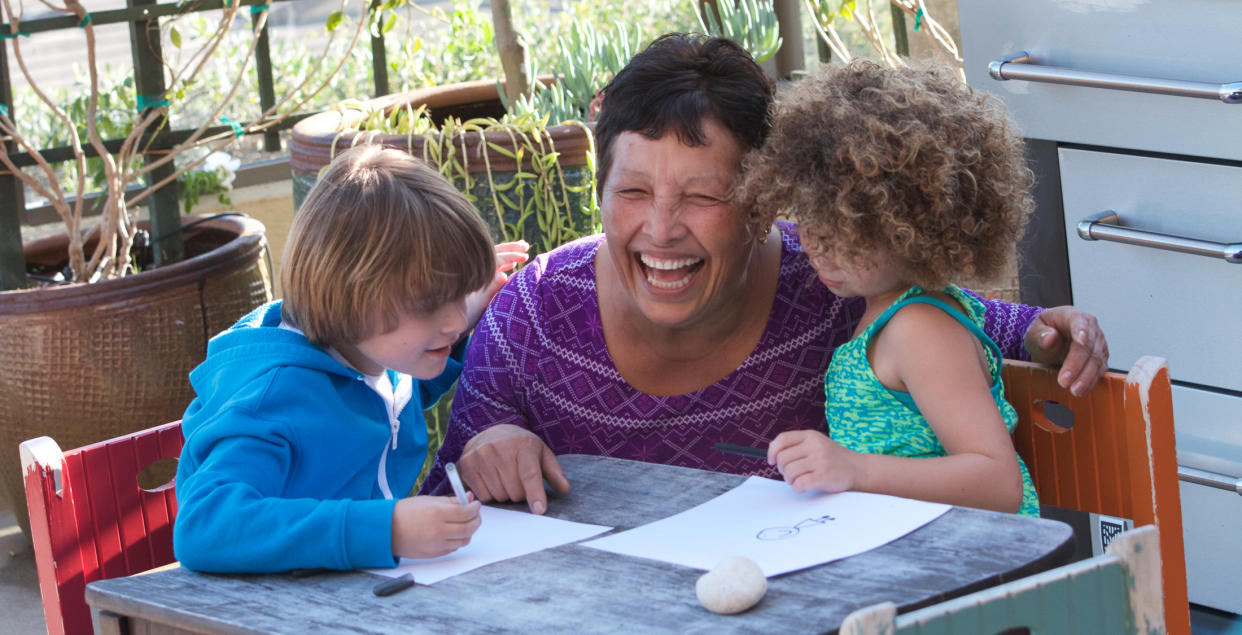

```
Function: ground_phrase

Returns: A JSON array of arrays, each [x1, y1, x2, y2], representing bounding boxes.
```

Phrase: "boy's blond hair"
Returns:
[[281, 145, 494, 346]]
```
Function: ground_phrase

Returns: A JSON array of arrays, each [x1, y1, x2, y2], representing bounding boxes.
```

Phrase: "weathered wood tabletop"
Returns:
[[86, 454, 1074, 634]]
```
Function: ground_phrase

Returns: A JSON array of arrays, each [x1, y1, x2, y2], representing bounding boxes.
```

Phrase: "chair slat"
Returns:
[[109, 437, 155, 575], [81, 441, 126, 581]]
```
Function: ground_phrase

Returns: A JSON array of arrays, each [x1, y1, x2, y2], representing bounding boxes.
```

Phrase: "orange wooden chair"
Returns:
[[1003, 357, 1188, 634], [20, 421, 182, 635]]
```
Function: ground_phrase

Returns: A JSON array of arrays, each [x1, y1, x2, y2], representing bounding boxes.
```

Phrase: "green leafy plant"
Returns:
[[696, 0, 783, 63], [2, 0, 393, 284], [807, 0, 962, 71]]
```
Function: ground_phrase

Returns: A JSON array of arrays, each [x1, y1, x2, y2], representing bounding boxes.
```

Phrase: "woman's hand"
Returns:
[[768, 430, 863, 494], [465, 240, 530, 331], [391, 494, 482, 559], [457, 424, 570, 515], [1024, 306, 1110, 397]]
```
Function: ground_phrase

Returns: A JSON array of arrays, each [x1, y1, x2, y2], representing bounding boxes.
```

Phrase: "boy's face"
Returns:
[[337, 298, 467, 378]]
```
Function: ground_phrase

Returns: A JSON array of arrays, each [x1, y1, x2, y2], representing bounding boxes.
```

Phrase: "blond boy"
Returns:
[[174, 145, 526, 572]]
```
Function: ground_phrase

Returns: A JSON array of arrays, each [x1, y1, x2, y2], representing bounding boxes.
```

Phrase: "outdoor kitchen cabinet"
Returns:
[[957, 0, 1242, 615]]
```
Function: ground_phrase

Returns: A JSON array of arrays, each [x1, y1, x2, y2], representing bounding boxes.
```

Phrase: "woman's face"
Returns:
[[600, 118, 756, 329]]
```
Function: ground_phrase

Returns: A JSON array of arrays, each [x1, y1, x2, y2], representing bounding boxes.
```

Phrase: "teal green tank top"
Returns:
[[826, 285, 1040, 517]]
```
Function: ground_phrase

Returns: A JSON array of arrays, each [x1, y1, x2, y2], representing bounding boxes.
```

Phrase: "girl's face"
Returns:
[[804, 238, 906, 300], [599, 118, 756, 329], [337, 298, 467, 378]]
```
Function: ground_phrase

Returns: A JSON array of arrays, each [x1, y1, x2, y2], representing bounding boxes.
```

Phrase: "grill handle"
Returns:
[[1179, 466, 1242, 496], [989, 51, 1242, 104], [1077, 211, 1242, 264]]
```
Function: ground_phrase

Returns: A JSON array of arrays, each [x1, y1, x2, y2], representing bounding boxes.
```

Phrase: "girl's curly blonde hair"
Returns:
[[739, 60, 1034, 289]]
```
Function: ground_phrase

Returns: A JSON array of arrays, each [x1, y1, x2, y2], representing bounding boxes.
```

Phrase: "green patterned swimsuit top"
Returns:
[[826, 285, 1040, 517]]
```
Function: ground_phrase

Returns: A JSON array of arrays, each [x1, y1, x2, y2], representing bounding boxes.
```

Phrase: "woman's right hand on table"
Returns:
[[457, 424, 571, 515]]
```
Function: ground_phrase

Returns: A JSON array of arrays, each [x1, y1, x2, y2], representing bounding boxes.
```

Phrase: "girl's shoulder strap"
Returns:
[[871, 288, 1003, 372]]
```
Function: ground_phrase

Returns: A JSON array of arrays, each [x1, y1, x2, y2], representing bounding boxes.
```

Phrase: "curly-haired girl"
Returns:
[[740, 60, 1039, 515]]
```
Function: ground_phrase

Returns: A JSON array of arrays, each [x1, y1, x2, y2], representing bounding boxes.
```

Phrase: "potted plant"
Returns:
[[0, 0, 383, 534]]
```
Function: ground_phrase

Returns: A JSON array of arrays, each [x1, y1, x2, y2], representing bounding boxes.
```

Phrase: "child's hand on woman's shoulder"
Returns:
[[768, 430, 863, 494], [465, 240, 531, 331], [391, 495, 483, 559]]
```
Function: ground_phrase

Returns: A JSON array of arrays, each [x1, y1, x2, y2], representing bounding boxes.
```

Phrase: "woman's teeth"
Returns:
[[640, 255, 701, 270], [639, 254, 702, 289]]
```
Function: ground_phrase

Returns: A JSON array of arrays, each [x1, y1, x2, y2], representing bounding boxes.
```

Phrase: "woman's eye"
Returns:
[[688, 194, 723, 206], [614, 188, 648, 199]]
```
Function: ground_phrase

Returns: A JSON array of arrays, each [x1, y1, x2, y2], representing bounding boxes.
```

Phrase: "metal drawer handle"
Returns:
[[1179, 466, 1242, 496], [1077, 211, 1242, 264], [989, 51, 1242, 104]]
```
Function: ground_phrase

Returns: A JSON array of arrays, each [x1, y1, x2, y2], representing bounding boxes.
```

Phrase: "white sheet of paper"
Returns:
[[367, 505, 611, 585], [582, 476, 950, 577]]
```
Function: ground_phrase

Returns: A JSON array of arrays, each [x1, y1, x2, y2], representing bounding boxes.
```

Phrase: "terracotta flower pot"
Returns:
[[290, 79, 598, 251], [0, 214, 272, 537]]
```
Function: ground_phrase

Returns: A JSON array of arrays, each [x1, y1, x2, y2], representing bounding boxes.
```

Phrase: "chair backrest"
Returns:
[[1002, 356, 1188, 635], [840, 525, 1165, 634], [20, 421, 183, 635]]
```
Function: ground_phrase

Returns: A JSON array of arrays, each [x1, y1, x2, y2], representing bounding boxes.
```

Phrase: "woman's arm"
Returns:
[[975, 295, 1109, 396]]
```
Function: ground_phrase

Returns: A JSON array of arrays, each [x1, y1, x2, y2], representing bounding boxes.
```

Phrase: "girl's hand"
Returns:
[[768, 430, 863, 494], [464, 241, 531, 331], [391, 495, 482, 559]]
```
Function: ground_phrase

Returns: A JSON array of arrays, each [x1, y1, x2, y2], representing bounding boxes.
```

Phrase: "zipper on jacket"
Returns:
[[359, 375, 400, 500]]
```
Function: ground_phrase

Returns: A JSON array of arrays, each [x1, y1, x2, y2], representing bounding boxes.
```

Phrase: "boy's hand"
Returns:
[[768, 430, 861, 494], [464, 240, 531, 331], [391, 495, 482, 559]]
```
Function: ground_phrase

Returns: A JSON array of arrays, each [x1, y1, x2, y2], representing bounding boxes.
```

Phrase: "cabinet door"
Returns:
[[957, 0, 1242, 161], [1059, 148, 1242, 392], [1176, 383, 1242, 613]]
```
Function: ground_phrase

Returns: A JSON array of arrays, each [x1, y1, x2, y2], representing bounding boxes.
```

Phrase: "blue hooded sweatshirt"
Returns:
[[173, 301, 463, 573]]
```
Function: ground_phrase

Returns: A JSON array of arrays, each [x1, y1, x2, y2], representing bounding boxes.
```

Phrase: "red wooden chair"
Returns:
[[1003, 357, 1188, 635], [20, 421, 182, 635]]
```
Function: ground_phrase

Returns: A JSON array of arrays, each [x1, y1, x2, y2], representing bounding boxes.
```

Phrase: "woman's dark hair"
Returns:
[[594, 33, 774, 190]]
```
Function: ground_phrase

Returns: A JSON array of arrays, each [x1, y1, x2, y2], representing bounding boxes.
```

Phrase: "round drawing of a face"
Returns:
[[756, 526, 798, 541]]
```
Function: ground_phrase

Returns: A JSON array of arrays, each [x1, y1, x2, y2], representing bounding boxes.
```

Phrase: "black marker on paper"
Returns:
[[288, 568, 326, 578], [714, 442, 768, 459], [373, 573, 415, 597]]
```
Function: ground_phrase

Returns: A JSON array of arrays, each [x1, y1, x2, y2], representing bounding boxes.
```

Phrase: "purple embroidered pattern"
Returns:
[[421, 223, 1041, 494]]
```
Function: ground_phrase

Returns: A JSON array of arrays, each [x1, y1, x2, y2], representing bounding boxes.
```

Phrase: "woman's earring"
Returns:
[[755, 226, 769, 244]]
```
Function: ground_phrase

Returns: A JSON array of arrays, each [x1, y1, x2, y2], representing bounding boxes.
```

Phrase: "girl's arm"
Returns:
[[771, 302, 1024, 513]]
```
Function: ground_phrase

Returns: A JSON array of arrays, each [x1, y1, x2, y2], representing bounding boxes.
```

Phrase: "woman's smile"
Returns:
[[637, 253, 705, 290]]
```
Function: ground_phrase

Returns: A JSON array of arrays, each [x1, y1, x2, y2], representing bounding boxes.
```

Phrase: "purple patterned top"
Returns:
[[421, 222, 1040, 494]]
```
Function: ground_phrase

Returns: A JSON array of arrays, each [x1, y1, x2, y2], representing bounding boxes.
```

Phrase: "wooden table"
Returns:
[[86, 454, 1074, 634]]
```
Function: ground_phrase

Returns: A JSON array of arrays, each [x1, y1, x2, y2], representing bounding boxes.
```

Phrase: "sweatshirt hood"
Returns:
[[185, 302, 360, 428]]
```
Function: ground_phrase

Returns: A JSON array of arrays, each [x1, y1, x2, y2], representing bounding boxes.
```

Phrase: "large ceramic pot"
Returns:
[[290, 79, 598, 251], [0, 214, 272, 536]]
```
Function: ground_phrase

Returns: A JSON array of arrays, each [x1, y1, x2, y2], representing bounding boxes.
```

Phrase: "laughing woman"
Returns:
[[421, 34, 1109, 513]]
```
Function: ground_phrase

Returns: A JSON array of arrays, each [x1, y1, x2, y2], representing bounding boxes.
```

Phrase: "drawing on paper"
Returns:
[[756, 514, 836, 540]]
